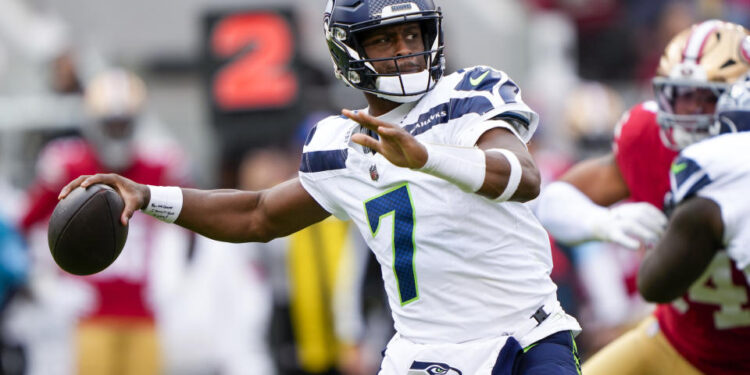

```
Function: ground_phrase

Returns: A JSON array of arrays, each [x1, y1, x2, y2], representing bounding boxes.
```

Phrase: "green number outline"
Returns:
[[363, 183, 419, 305]]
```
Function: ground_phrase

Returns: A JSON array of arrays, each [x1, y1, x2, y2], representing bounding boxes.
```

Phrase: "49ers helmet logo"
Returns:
[[740, 35, 750, 63]]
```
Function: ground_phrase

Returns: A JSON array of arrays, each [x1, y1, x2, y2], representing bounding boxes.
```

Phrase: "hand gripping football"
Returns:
[[48, 184, 128, 275]]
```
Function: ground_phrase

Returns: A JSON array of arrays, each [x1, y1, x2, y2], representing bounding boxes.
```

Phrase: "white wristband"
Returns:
[[486, 148, 522, 201], [417, 143, 486, 192], [143, 186, 183, 223]]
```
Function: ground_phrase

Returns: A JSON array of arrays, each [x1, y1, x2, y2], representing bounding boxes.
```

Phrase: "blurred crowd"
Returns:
[[0, 0, 748, 374]]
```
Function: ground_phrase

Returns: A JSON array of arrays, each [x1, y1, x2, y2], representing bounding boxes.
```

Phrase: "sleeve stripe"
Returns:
[[670, 156, 713, 203], [300, 149, 348, 173], [402, 96, 494, 137]]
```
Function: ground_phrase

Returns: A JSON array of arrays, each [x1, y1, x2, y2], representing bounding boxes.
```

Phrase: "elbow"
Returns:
[[242, 222, 276, 243], [511, 164, 541, 202], [637, 272, 678, 304]]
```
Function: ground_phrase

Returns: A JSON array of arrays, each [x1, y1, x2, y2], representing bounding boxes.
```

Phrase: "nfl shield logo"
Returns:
[[369, 164, 379, 181]]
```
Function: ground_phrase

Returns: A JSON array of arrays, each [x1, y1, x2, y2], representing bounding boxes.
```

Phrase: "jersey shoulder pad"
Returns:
[[299, 115, 352, 175], [669, 154, 712, 206], [452, 66, 526, 112], [613, 101, 659, 153], [440, 66, 537, 142], [302, 114, 352, 152], [454, 66, 508, 94], [36, 138, 96, 188]]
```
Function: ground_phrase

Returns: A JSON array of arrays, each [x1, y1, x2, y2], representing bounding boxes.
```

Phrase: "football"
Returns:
[[48, 184, 128, 275]]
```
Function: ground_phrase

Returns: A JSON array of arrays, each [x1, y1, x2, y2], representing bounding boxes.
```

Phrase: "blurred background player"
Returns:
[[533, 82, 653, 356], [0, 215, 28, 375], [637, 76, 750, 375], [535, 20, 750, 374], [18, 68, 191, 375], [151, 148, 281, 375]]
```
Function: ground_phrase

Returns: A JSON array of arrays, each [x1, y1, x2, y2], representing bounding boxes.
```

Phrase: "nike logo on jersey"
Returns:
[[470, 71, 490, 87], [671, 162, 688, 174]]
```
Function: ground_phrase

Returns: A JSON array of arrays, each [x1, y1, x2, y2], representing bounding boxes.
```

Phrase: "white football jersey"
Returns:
[[298, 66, 580, 344], [670, 131, 750, 271]]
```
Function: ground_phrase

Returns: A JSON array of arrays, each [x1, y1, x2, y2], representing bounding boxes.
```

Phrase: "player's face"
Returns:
[[359, 22, 427, 75], [100, 117, 135, 140], [673, 87, 719, 115]]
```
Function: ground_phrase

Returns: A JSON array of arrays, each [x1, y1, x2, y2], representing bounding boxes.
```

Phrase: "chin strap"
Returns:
[[375, 70, 435, 103]]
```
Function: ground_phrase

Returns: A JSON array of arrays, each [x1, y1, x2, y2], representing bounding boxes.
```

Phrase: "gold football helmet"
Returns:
[[653, 20, 750, 149], [83, 69, 147, 170]]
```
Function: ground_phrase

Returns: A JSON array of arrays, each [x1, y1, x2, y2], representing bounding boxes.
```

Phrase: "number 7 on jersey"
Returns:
[[364, 184, 419, 305]]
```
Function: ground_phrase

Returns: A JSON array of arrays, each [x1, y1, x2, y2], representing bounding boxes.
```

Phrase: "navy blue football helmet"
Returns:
[[324, 0, 445, 103], [714, 75, 750, 135]]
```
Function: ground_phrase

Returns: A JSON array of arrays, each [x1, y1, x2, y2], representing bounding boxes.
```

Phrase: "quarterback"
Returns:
[[536, 20, 750, 374], [59, 0, 581, 374]]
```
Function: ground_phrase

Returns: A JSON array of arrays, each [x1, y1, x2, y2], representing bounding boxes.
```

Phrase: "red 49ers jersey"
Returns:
[[613, 101, 678, 209], [21, 137, 189, 320], [614, 102, 750, 374]]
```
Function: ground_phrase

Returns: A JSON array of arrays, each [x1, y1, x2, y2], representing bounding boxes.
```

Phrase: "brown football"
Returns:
[[48, 184, 128, 275]]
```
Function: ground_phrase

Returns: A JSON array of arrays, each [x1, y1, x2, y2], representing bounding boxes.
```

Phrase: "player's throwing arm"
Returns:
[[344, 109, 541, 203], [58, 173, 331, 243]]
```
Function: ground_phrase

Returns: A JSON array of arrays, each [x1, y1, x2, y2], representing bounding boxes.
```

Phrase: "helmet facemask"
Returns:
[[83, 115, 138, 171], [325, 2, 445, 103], [653, 20, 750, 149], [714, 77, 750, 135], [654, 78, 727, 150], [83, 69, 146, 171]]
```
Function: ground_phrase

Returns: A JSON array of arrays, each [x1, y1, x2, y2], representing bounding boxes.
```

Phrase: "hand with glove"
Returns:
[[590, 202, 668, 250], [536, 181, 668, 250]]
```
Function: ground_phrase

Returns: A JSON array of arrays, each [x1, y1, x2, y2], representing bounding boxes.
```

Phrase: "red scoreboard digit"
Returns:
[[203, 9, 305, 175], [211, 12, 299, 110]]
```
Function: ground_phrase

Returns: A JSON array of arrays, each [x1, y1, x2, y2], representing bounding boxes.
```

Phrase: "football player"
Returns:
[[60, 1, 581, 374], [639, 77, 750, 374], [22, 69, 190, 375], [535, 20, 750, 374]]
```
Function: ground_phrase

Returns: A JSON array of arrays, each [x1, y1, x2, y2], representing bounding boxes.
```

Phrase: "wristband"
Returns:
[[142, 185, 183, 223], [486, 148, 522, 201], [417, 143, 486, 192]]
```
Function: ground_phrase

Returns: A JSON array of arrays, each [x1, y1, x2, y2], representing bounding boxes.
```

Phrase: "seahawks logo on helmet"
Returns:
[[407, 361, 462, 375]]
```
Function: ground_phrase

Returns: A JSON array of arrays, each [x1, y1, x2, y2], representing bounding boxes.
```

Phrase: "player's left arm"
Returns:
[[345, 110, 539, 202], [637, 196, 724, 303]]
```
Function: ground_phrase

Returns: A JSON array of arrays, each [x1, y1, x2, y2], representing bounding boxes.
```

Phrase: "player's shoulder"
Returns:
[[430, 66, 517, 101], [299, 114, 354, 176], [613, 101, 662, 153], [418, 66, 537, 142], [676, 132, 750, 181], [36, 137, 98, 187], [38, 137, 92, 163], [450, 66, 511, 92], [614, 101, 658, 138], [302, 114, 353, 152], [669, 133, 750, 204], [681, 131, 750, 164]]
